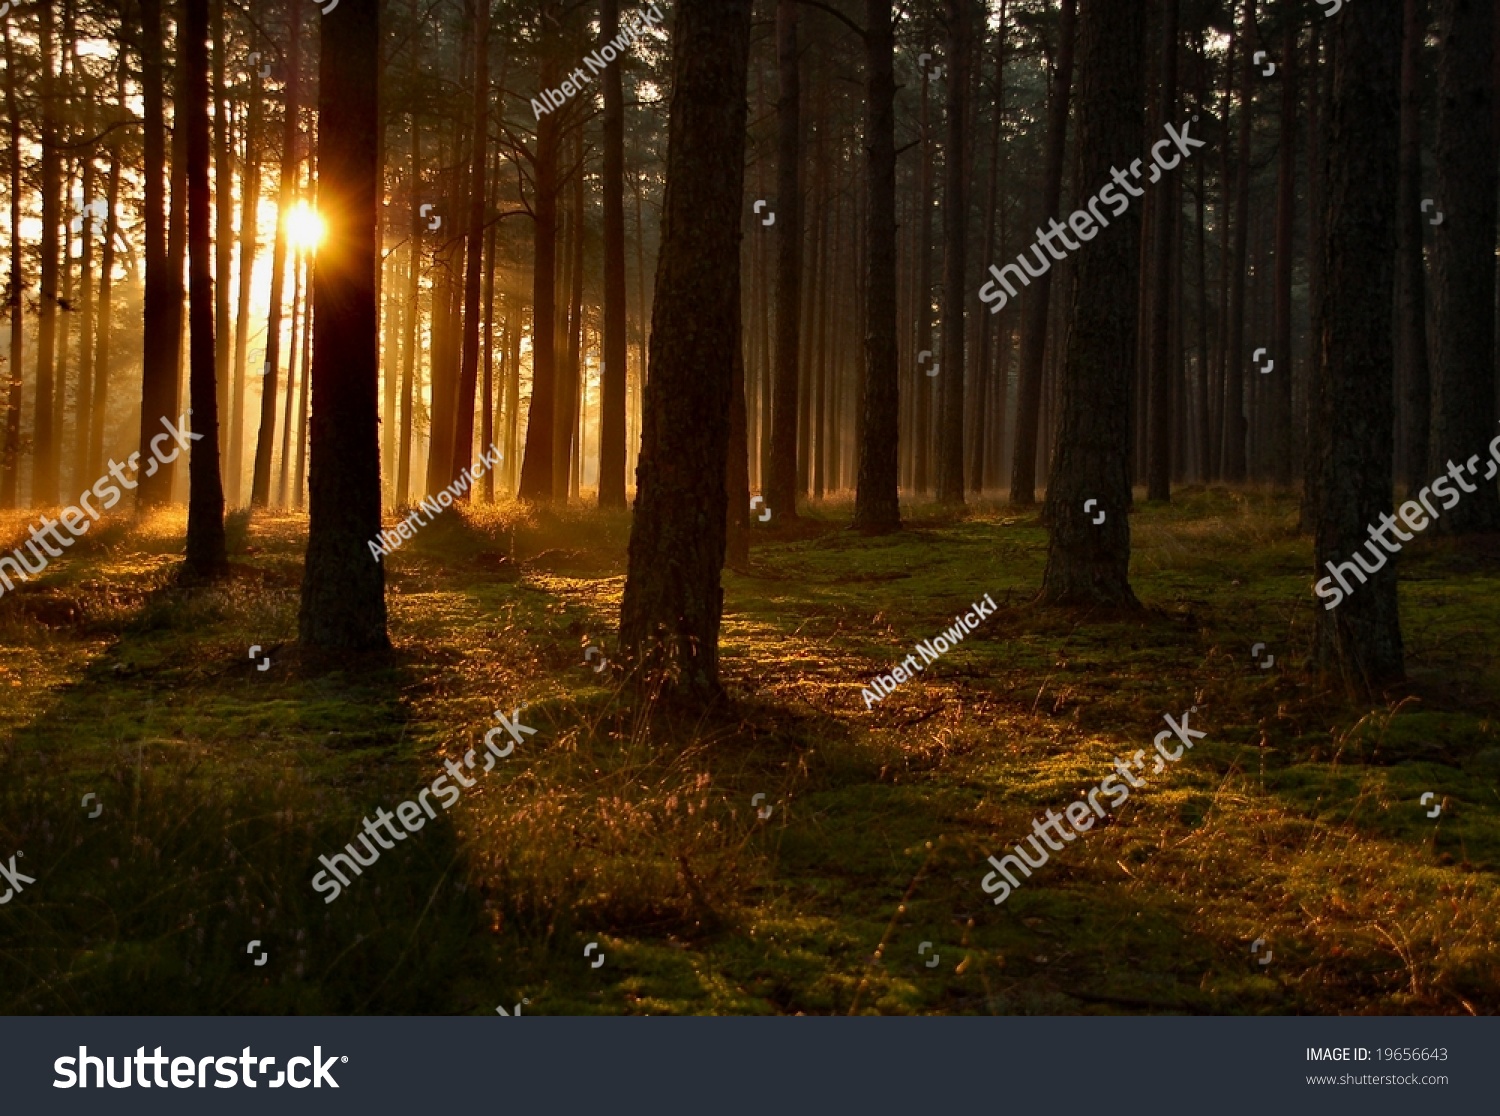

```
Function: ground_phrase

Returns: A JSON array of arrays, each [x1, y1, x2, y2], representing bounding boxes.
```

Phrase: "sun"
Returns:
[[285, 201, 326, 252]]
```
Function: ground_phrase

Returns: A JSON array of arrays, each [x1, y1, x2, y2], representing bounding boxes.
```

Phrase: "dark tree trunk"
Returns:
[[854, 0, 901, 531], [1146, 0, 1179, 502], [935, 0, 970, 505], [518, 45, 561, 502], [1271, 15, 1297, 490], [35, 2, 60, 505], [182, 0, 228, 579], [229, 66, 263, 507], [398, 118, 421, 506], [912, 73, 934, 496], [1301, 27, 1332, 532], [251, 0, 301, 507], [299, 0, 388, 651], [618, 0, 752, 698], [2, 20, 22, 507], [766, 0, 801, 520], [90, 86, 124, 484], [1037, 0, 1144, 607], [554, 130, 585, 501], [1429, 0, 1499, 532], [598, 0, 630, 508], [1314, 0, 1404, 695], [1008, 0, 1075, 507], [1221, 0, 1256, 483], [726, 304, 750, 569], [1397, 0, 1430, 497], [453, 0, 489, 491], [211, 0, 233, 463]]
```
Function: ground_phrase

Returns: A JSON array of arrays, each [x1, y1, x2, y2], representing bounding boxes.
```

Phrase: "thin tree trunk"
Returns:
[[767, 0, 802, 520], [35, 2, 61, 505], [854, 0, 901, 531], [182, 0, 229, 578], [454, 0, 489, 493], [229, 65, 262, 507], [936, 0, 970, 504], [1428, 0, 1499, 532], [1397, 0, 1430, 496], [1008, 0, 1076, 507], [1146, 0, 1179, 501], [1221, 0, 1256, 482], [1271, 15, 1297, 490], [1, 20, 22, 507], [251, 0, 301, 506], [598, 0, 629, 508]]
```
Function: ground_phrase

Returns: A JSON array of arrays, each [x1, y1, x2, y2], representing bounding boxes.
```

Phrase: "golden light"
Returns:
[[285, 201, 326, 252]]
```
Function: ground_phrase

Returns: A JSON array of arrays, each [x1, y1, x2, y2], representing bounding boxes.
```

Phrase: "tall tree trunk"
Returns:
[[72, 93, 97, 491], [598, 0, 629, 508], [618, 0, 752, 697], [1429, 0, 1499, 532], [766, 0, 802, 520], [212, 0, 233, 463], [398, 118, 421, 505], [34, 1, 61, 505], [555, 130, 585, 501], [251, 0, 301, 507], [1008, 0, 1076, 507], [182, 0, 228, 578], [279, 249, 305, 504], [855, 0, 901, 531], [1221, 0, 1256, 482], [935, 0, 970, 504], [1270, 15, 1296, 491], [1, 20, 22, 507], [90, 78, 124, 483], [300, 0, 388, 651], [1146, 0, 1179, 501], [1194, 30, 1212, 482], [1038, 0, 1144, 607], [1314, 0, 1404, 694], [294, 257, 314, 507], [229, 65, 263, 507], [1397, 0, 1430, 496], [912, 71, 934, 497], [454, 0, 489, 493], [1301, 27, 1331, 531], [518, 47, 561, 502]]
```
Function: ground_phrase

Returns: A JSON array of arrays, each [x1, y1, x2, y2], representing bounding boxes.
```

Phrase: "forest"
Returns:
[[0, 0, 1497, 1016]]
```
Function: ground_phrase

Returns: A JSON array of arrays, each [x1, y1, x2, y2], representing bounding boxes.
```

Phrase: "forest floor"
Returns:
[[1, 488, 1497, 1015]]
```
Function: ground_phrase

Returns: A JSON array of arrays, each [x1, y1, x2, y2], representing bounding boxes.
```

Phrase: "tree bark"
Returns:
[[1221, 0, 1256, 483], [618, 0, 752, 698], [2, 20, 22, 507], [854, 0, 901, 531], [182, 0, 228, 579], [766, 0, 802, 521], [1008, 0, 1075, 507], [1397, 0, 1430, 497], [454, 0, 489, 493], [1429, 0, 1499, 532], [598, 0, 630, 508], [935, 0, 970, 504], [1146, 0, 1179, 501], [1037, 0, 1144, 608], [299, 0, 388, 651], [251, 0, 301, 507], [1314, 0, 1404, 695], [1270, 14, 1297, 490]]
